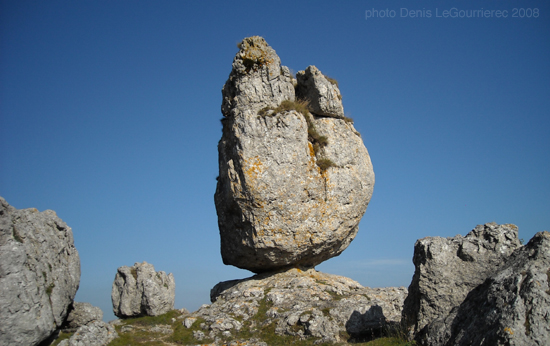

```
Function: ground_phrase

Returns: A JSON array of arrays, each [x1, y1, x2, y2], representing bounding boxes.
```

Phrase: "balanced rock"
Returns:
[[62, 302, 104, 332], [111, 261, 175, 318], [0, 197, 80, 346], [215, 36, 375, 273], [401, 222, 522, 339], [420, 231, 550, 346], [185, 268, 407, 343]]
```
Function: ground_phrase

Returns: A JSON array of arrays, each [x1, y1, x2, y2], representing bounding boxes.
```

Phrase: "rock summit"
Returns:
[[215, 36, 375, 273]]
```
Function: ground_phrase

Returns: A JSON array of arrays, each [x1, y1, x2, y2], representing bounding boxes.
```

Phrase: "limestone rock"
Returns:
[[62, 302, 103, 332], [420, 231, 550, 346], [0, 197, 80, 346], [221, 36, 295, 118], [188, 268, 407, 343], [58, 320, 118, 346], [401, 222, 521, 338], [215, 36, 375, 273], [296, 65, 344, 118], [111, 261, 175, 318]]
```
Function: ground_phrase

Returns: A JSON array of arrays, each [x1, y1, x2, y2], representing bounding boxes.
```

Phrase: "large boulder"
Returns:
[[111, 261, 175, 318], [420, 231, 550, 346], [401, 222, 522, 339], [215, 36, 375, 273], [184, 268, 407, 344], [0, 197, 80, 346]]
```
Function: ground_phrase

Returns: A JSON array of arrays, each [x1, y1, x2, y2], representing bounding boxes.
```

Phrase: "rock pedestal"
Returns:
[[185, 268, 407, 343], [0, 197, 80, 346], [111, 261, 175, 318], [215, 36, 375, 273]]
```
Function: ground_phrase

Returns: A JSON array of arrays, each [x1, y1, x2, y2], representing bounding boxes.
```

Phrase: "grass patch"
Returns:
[[343, 116, 354, 123], [49, 331, 73, 346], [130, 268, 137, 280], [12, 228, 23, 243], [46, 283, 55, 297], [121, 310, 180, 327], [323, 75, 339, 88], [169, 317, 214, 345], [317, 158, 336, 171]]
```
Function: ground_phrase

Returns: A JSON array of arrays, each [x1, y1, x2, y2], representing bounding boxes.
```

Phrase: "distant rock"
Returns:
[[401, 222, 522, 339], [188, 268, 407, 343], [111, 261, 175, 318], [295, 65, 344, 118], [58, 320, 118, 346], [62, 302, 104, 332], [215, 36, 374, 273], [420, 231, 550, 346], [0, 197, 80, 346]]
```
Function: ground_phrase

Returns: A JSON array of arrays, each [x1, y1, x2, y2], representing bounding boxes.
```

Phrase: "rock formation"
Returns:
[[58, 320, 118, 346], [215, 36, 375, 273], [419, 231, 550, 346], [183, 268, 406, 343], [0, 196, 80, 346], [112, 261, 176, 318], [62, 302, 104, 332], [401, 222, 521, 338]]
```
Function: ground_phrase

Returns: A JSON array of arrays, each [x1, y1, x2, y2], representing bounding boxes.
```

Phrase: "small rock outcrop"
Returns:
[[215, 36, 375, 273], [0, 197, 80, 346], [401, 222, 521, 338], [111, 261, 175, 318], [62, 302, 104, 332], [58, 320, 118, 346], [183, 268, 406, 344], [420, 231, 550, 346], [295, 65, 344, 118]]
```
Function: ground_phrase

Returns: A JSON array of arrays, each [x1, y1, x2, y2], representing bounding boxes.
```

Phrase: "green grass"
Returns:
[[49, 331, 73, 346], [99, 307, 413, 346]]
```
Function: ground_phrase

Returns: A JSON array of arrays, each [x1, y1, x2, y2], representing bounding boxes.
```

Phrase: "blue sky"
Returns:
[[1, 0, 549, 321]]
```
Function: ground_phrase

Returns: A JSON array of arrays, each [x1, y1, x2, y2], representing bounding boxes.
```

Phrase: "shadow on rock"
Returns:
[[345, 305, 393, 342]]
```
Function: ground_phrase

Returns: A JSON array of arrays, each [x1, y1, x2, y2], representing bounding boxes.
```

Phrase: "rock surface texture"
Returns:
[[0, 197, 80, 346], [112, 261, 176, 318], [420, 231, 550, 346], [184, 268, 406, 344], [62, 302, 104, 332], [215, 36, 374, 273], [58, 320, 118, 346], [401, 223, 521, 339]]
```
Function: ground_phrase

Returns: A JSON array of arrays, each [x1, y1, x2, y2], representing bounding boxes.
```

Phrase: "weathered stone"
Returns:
[[419, 231, 550, 346], [401, 222, 522, 338], [0, 197, 80, 346], [58, 320, 118, 346], [215, 36, 374, 273], [221, 36, 295, 118], [190, 268, 406, 343], [111, 261, 175, 318], [296, 65, 344, 118], [62, 302, 103, 332]]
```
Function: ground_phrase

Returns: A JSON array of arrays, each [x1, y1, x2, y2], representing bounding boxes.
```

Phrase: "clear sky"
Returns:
[[1, 0, 549, 322]]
